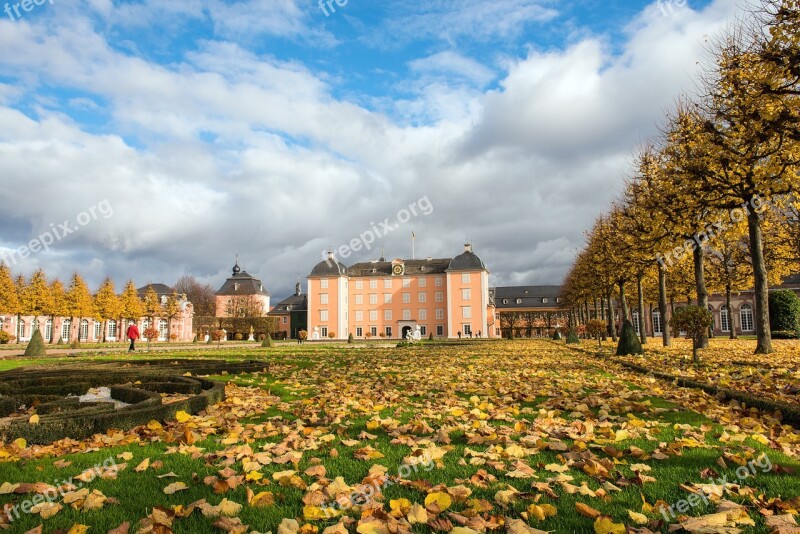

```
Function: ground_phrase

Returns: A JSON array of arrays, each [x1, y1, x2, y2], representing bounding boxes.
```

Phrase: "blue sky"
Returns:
[[0, 0, 744, 299]]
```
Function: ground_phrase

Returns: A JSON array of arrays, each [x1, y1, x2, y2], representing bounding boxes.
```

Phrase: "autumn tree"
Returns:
[[163, 291, 182, 342], [64, 273, 96, 343], [21, 269, 52, 336], [143, 286, 161, 325], [174, 275, 216, 317], [0, 264, 19, 341], [94, 277, 121, 343], [48, 279, 65, 343], [119, 281, 144, 334]]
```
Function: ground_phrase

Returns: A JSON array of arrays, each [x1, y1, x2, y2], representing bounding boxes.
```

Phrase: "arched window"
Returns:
[[94, 321, 101, 340], [80, 319, 89, 342], [632, 310, 641, 335], [740, 304, 754, 332], [158, 319, 168, 341], [45, 319, 52, 342], [108, 320, 117, 340], [707, 305, 715, 330], [652, 309, 662, 335], [61, 319, 71, 342], [720, 305, 731, 332]]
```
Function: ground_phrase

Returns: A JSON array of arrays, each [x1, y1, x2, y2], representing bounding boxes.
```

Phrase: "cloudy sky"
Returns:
[[0, 0, 749, 300]]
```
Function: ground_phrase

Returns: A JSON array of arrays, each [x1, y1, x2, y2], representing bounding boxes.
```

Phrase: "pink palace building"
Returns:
[[307, 244, 497, 340]]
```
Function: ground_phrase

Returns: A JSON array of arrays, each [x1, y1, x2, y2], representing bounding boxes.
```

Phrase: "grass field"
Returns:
[[0, 339, 798, 533]]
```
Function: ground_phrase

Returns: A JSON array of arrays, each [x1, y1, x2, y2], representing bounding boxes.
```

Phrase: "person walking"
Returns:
[[127, 322, 140, 352]]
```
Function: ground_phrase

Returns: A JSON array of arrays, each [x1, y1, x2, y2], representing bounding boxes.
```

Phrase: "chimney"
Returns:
[[464, 243, 473, 253]]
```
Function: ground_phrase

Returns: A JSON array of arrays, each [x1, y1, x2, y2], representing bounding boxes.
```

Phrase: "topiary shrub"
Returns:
[[192, 334, 198, 343], [566, 329, 580, 344], [348, 333, 354, 343], [428, 333, 434, 341], [328, 331, 336, 339], [234, 332, 243, 341], [552, 329, 562, 341], [669, 306, 712, 362], [261, 334, 274, 348], [23, 329, 47, 357], [56, 336, 64, 346], [616, 320, 644, 356], [769, 289, 800, 337]]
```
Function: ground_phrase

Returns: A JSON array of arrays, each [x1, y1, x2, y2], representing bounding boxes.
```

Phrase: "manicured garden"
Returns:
[[0, 340, 798, 533]]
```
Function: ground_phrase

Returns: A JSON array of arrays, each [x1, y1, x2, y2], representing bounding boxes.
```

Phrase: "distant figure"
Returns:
[[457, 331, 461, 339], [127, 323, 140, 352], [477, 330, 481, 338]]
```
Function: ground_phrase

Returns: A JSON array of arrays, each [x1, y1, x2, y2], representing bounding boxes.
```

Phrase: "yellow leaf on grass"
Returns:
[[389, 498, 412, 514], [249, 491, 275, 508], [218, 498, 242, 517], [175, 411, 192, 423], [134, 458, 150, 472], [407, 503, 428, 524], [29, 414, 39, 424], [527, 503, 557, 521], [627, 509, 648, 525], [594, 516, 626, 534], [147, 420, 162, 431], [424, 491, 452, 511], [13, 438, 26, 449], [163, 482, 188, 494], [544, 463, 568, 473], [66, 525, 89, 534], [117, 452, 133, 461], [304, 505, 339, 520], [272, 470, 297, 481], [246, 470, 263, 481], [575, 502, 601, 519]]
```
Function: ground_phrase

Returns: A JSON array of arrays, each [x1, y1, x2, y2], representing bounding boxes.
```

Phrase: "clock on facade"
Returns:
[[392, 264, 405, 276]]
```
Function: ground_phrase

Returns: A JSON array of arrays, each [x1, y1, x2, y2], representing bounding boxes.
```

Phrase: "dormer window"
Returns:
[[516, 298, 522, 304], [543, 298, 548, 304], [234, 283, 240, 291], [502, 299, 509, 304]]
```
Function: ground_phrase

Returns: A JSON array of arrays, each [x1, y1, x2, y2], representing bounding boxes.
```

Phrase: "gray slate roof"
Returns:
[[347, 258, 451, 277], [270, 294, 308, 313], [137, 283, 174, 298], [447, 251, 486, 271], [492, 286, 564, 309], [216, 272, 270, 296], [310, 259, 348, 277]]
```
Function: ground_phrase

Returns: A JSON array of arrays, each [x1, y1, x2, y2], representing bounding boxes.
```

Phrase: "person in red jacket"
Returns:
[[126, 322, 140, 352]]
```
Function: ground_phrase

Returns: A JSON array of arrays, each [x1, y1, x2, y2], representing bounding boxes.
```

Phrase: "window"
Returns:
[[80, 319, 89, 341], [320, 310, 329, 321], [463, 325, 472, 336], [418, 278, 426, 287], [106, 319, 115, 340], [437, 325, 444, 336], [402, 278, 411, 288], [652, 309, 662, 335], [384, 279, 392, 289], [435, 277, 443, 286], [516, 298, 522, 304], [543, 298, 549, 304], [403, 309, 411, 320], [320, 293, 328, 305], [436, 309, 444, 319], [356, 327, 363, 337], [418, 292, 427, 303], [384, 310, 392, 321], [402, 292, 410, 303], [370, 279, 378, 289], [435, 291, 444, 302], [632, 311, 640, 335], [45, 319, 53, 342], [385, 326, 393, 337], [495, 328, 501, 336], [420, 326, 427, 336], [355, 311, 363, 322], [384, 293, 392, 304], [283, 316, 288, 324], [740, 304, 754, 332], [355, 280, 363, 289], [720, 305, 731, 332], [320, 279, 328, 289], [461, 273, 470, 283], [503, 299, 509, 304], [17, 320, 25, 340], [419, 309, 427, 320], [370, 310, 378, 321], [370, 326, 377, 336], [462, 306, 472, 319], [158, 319, 168, 341], [462, 288, 471, 300], [321, 327, 328, 337], [355, 294, 363, 305], [369, 294, 378, 305]]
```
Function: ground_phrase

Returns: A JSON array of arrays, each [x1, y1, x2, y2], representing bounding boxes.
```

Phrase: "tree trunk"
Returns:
[[692, 246, 709, 348], [102, 320, 107, 343], [637, 273, 647, 345], [748, 209, 773, 354], [600, 298, 607, 340], [726, 285, 736, 339], [15, 314, 21, 344], [618, 280, 630, 323], [658, 264, 671, 347], [606, 289, 618, 342]]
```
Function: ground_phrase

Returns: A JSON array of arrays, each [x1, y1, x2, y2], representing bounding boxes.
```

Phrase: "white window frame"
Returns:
[[320, 310, 329, 321]]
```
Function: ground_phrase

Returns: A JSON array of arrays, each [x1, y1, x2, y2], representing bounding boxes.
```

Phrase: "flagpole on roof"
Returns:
[[411, 229, 416, 260]]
